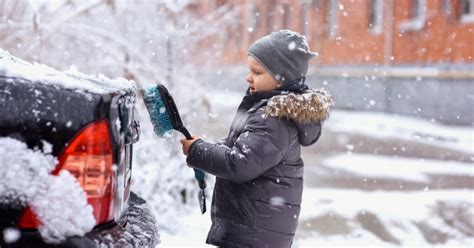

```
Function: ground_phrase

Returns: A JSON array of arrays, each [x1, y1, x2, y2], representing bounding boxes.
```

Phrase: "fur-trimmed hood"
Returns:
[[265, 88, 333, 146], [265, 88, 333, 124]]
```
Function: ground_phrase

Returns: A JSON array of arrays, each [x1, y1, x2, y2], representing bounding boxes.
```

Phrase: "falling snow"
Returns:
[[2, 228, 21, 244]]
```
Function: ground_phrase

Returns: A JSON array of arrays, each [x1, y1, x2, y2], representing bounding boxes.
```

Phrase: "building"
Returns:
[[197, 0, 473, 65]]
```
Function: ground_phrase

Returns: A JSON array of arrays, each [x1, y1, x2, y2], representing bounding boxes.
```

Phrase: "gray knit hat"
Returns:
[[248, 29, 317, 85]]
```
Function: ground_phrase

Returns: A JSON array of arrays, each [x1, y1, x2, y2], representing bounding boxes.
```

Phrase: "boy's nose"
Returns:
[[246, 74, 252, 83]]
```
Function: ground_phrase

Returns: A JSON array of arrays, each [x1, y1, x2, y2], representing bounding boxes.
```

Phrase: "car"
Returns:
[[0, 49, 159, 247]]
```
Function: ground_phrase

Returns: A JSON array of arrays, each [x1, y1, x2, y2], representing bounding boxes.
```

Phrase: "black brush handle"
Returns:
[[180, 126, 207, 214], [178, 126, 193, 140], [178, 127, 206, 183], [178, 126, 207, 214]]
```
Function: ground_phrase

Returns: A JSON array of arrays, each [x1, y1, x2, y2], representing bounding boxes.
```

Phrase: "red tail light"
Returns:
[[18, 119, 115, 228], [18, 206, 41, 228]]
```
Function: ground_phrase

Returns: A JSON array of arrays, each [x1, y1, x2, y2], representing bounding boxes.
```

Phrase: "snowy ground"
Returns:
[[151, 89, 474, 247]]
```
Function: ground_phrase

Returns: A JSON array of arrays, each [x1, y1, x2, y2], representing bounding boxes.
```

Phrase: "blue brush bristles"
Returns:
[[141, 85, 174, 137]]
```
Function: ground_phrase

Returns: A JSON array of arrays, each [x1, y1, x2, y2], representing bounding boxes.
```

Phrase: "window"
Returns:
[[328, 0, 339, 38], [398, 0, 426, 32], [248, 3, 260, 42], [368, 0, 383, 34], [443, 0, 452, 17], [267, 4, 276, 33], [410, 0, 421, 19], [283, 4, 291, 28], [301, 2, 312, 40], [255, 9, 261, 33], [460, 0, 474, 23], [312, 0, 322, 8], [234, 21, 243, 62], [235, 18, 243, 46]]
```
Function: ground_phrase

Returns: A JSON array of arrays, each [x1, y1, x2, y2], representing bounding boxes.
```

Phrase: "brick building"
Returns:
[[196, 0, 473, 66]]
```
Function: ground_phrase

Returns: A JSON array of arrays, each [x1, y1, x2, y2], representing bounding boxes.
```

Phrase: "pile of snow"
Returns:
[[296, 189, 473, 247], [0, 137, 95, 244], [0, 49, 136, 95], [157, 207, 213, 247], [295, 153, 474, 246], [322, 154, 474, 183], [327, 110, 474, 153]]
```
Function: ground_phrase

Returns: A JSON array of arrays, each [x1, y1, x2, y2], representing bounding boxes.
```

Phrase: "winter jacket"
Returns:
[[186, 88, 333, 248]]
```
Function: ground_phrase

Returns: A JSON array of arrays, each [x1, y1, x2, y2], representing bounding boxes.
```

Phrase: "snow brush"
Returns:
[[141, 84, 207, 214]]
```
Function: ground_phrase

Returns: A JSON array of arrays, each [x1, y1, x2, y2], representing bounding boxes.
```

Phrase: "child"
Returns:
[[180, 29, 333, 248]]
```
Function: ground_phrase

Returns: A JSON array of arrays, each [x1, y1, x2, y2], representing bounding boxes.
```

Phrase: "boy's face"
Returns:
[[246, 56, 280, 94]]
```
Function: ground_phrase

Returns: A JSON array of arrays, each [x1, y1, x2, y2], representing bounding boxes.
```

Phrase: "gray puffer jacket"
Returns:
[[186, 88, 333, 248]]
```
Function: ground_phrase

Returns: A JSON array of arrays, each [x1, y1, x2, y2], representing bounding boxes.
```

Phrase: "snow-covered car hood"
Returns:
[[0, 49, 136, 95]]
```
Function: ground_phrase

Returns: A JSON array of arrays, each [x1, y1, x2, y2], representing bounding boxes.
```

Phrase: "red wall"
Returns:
[[196, 0, 474, 66]]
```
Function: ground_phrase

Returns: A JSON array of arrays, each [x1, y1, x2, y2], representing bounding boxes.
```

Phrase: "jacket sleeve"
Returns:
[[186, 112, 289, 183]]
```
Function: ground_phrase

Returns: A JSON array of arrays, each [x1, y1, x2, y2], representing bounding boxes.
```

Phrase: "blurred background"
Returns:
[[1, 0, 473, 246]]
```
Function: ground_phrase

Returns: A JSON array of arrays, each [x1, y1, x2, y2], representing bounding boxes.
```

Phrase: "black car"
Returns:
[[0, 50, 159, 247]]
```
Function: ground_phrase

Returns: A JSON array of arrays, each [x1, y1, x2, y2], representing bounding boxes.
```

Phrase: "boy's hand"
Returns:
[[180, 136, 200, 156]]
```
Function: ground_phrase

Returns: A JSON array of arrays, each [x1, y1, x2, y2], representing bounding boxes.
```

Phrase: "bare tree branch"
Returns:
[[21, 1, 104, 57]]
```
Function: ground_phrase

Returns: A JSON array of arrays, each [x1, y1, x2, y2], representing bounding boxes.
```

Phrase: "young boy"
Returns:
[[180, 29, 333, 248]]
